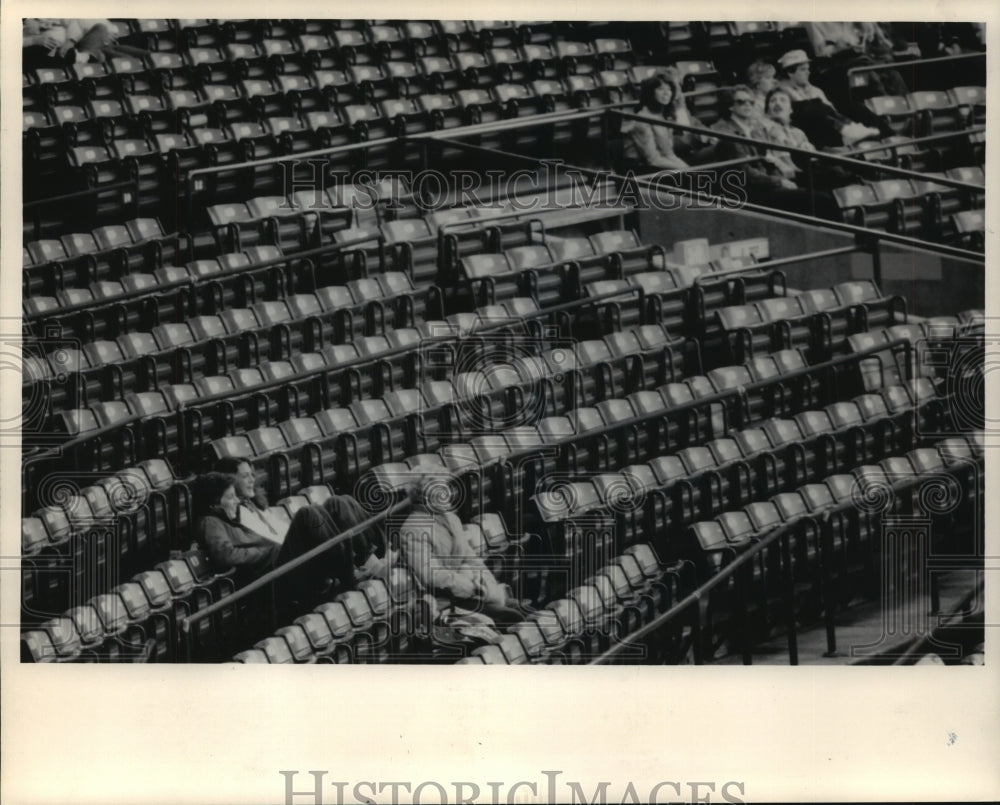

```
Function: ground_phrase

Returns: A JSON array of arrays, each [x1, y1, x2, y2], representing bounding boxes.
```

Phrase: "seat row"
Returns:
[[21, 547, 236, 663], [464, 426, 984, 666], [865, 87, 986, 139], [459, 543, 688, 664], [707, 279, 905, 366], [833, 170, 984, 242], [528, 375, 946, 574], [21, 458, 192, 622]]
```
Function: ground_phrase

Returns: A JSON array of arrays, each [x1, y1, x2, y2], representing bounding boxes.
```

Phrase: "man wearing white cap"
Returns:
[[777, 49, 881, 149]]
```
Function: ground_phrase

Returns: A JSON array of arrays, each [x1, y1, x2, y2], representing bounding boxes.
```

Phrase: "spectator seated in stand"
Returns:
[[396, 469, 529, 627], [759, 87, 856, 190], [777, 49, 882, 149], [710, 85, 840, 220], [199, 462, 388, 616], [655, 65, 717, 163], [804, 23, 910, 117], [620, 76, 691, 173], [194, 472, 282, 585], [23, 17, 147, 70], [746, 60, 780, 127], [213, 457, 389, 584]]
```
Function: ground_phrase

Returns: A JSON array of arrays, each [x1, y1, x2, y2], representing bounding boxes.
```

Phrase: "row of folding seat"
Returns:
[[459, 543, 691, 664], [463, 230, 772, 319], [203, 320, 690, 501], [23, 217, 191, 298], [22, 61, 652, 153], [864, 87, 985, 139], [23, 296, 568, 491], [360, 345, 908, 552], [685, 432, 983, 579], [26, 268, 428, 414], [23, 56, 651, 143], [706, 279, 906, 366], [21, 547, 237, 663], [24, 177, 416, 296], [25, 34, 635, 111], [655, 431, 984, 663], [527, 375, 946, 580], [849, 133, 984, 178], [26, 243, 422, 344], [207, 196, 545, 285], [462, 229, 654, 306], [89, 21, 573, 72], [21, 458, 190, 622], [847, 311, 983, 390], [832, 169, 985, 240], [583, 258, 779, 344]]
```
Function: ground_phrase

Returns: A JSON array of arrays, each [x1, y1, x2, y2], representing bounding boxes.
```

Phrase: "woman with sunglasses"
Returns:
[[710, 85, 839, 220]]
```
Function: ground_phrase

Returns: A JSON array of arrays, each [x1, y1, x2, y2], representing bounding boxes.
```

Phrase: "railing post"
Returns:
[[691, 594, 704, 665], [865, 234, 883, 288], [781, 531, 799, 665], [737, 563, 753, 665], [820, 516, 840, 658], [181, 617, 192, 663]]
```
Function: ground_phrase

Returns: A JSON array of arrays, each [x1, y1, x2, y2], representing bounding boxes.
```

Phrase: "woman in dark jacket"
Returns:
[[194, 472, 280, 583], [194, 473, 386, 612]]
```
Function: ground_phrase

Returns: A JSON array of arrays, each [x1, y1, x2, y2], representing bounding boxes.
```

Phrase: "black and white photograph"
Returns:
[[3, 4, 998, 804]]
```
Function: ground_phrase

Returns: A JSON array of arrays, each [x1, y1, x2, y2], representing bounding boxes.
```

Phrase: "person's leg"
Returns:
[[276, 505, 354, 609], [449, 595, 533, 627]]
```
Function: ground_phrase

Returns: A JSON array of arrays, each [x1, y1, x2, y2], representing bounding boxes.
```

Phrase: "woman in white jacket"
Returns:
[[397, 470, 526, 626]]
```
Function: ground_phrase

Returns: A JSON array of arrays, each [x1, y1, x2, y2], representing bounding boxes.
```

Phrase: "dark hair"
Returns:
[[214, 456, 250, 475], [764, 87, 793, 115], [638, 76, 675, 112], [720, 84, 754, 117], [194, 472, 237, 519]]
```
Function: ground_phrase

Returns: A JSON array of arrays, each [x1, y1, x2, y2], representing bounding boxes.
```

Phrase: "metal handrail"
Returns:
[[844, 127, 986, 165], [426, 134, 984, 265], [692, 245, 862, 286], [589, 518, 800, 664], [846, 50, 984, 78]]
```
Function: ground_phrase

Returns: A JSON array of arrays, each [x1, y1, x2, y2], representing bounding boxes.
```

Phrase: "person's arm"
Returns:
[[199, 516, 279, 570], [23, 20, 63, 51], [652, 121, 689, 170], [399, 516, 477, 598], [713, 123, 784, 187]]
